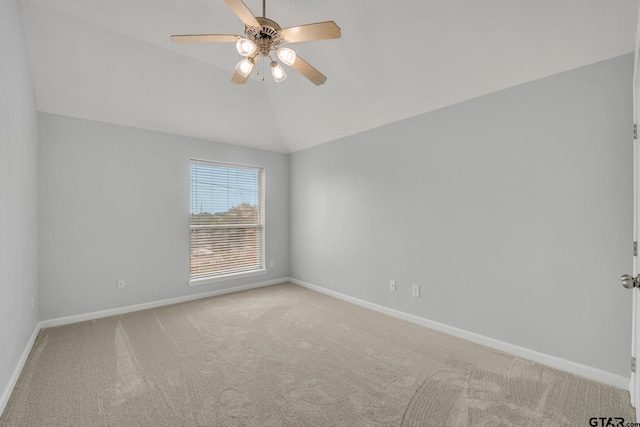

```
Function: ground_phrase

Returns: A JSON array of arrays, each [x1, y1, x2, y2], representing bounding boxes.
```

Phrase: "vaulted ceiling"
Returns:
[[20, 0, 636, 153]]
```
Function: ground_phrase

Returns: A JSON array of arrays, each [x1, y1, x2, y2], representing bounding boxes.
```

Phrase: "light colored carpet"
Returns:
[[0, 282, 635, 426]]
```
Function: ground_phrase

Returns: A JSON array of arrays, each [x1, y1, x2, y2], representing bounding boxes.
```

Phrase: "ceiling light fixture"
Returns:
[[275, 47, 296, 66], [235, 38, 257, 56], [235, 57, 255, 77], [270, 61, 286, 82]]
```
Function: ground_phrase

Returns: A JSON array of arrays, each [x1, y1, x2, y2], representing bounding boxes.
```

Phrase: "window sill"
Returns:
[[188, 268, 267, 287]]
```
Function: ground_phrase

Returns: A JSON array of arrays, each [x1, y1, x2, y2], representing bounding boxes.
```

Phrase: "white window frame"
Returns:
[[188, 159, 265, 286]]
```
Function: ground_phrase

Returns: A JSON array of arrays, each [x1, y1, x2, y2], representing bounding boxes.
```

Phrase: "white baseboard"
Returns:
[[288, 277, 630, 390], [40, 277, 288, 328], [0, 321, 41, 417]]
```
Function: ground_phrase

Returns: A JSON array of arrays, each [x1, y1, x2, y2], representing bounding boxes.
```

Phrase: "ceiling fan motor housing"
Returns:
[[246, 17, 285, 57]]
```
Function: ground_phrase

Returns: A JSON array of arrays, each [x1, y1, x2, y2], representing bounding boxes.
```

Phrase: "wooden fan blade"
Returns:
[[231, 53, 261, 84], [290, 55, 327, 86], [170, 34, 240, 44], [224, 0, 260, 28], [231, 70, 250, 84], [281, 21, 341, 43]]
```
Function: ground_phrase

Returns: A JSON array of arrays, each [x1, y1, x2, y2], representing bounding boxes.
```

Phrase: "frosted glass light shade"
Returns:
[[270, 61, 286, 82], [235, 57, 255, 77], [276, 47, 296, 66], [235, 38, 256, 57]]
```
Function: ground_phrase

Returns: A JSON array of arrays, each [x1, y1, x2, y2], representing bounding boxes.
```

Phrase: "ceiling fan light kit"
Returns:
[[170, 0, 341, 85], [235, 38, 257, 56], [275, 47, 296, 66], [235, 56, 255, 77], [270, 61, 286, 82]]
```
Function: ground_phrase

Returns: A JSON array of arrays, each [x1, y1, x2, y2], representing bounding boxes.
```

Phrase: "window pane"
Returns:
[[189, 161, 264, 278], [190, 163, 260, 225], [190, 226, 262, 278]]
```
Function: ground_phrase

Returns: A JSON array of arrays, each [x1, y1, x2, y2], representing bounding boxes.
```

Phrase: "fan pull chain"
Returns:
[[260, 57, 265, 81]]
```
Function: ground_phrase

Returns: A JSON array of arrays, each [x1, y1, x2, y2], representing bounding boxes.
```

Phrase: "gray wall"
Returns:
[[38, 113, 289, 320], [290, 54, 633, 377], [0, 0, 39, 408]]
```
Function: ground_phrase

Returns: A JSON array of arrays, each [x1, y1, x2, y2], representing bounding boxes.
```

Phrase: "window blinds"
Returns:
[[190, 160, 264, 279]]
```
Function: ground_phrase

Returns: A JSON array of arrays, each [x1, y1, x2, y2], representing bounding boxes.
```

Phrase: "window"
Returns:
[[189, 160, 264, 284]]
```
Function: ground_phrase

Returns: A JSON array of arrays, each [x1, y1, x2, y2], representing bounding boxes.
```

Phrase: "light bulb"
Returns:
[[235, 57, 255, 77], [275, 47, 296, 66], [270, 61, 286, 83], [235, 38, 256, 57]]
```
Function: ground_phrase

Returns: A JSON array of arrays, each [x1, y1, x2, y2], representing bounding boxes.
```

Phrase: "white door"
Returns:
[[630, 4, 640, 417]]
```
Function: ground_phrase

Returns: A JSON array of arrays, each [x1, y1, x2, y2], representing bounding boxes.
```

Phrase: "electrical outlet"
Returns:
[[31, 298, 35, 310], [412, 284, 420, 297], [117, 279, 126, 290], [390, 280, 396, 291], [269, 260, 275, 268]]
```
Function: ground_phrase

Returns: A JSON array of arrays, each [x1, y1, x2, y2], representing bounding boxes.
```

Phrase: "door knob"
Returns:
[[622, 274, 639, 289]]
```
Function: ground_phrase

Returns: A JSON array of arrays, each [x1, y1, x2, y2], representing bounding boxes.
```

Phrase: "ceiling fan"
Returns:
[[170, 0, 341, 85]]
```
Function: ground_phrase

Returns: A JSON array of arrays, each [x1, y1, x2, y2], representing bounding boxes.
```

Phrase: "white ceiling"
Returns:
[[20, 0, 637, 153]]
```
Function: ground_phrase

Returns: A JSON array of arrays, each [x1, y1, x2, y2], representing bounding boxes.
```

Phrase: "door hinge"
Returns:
[[634, 242, 638, 257], [634, 123, 637, 140], [632, 357, 636, 373]]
